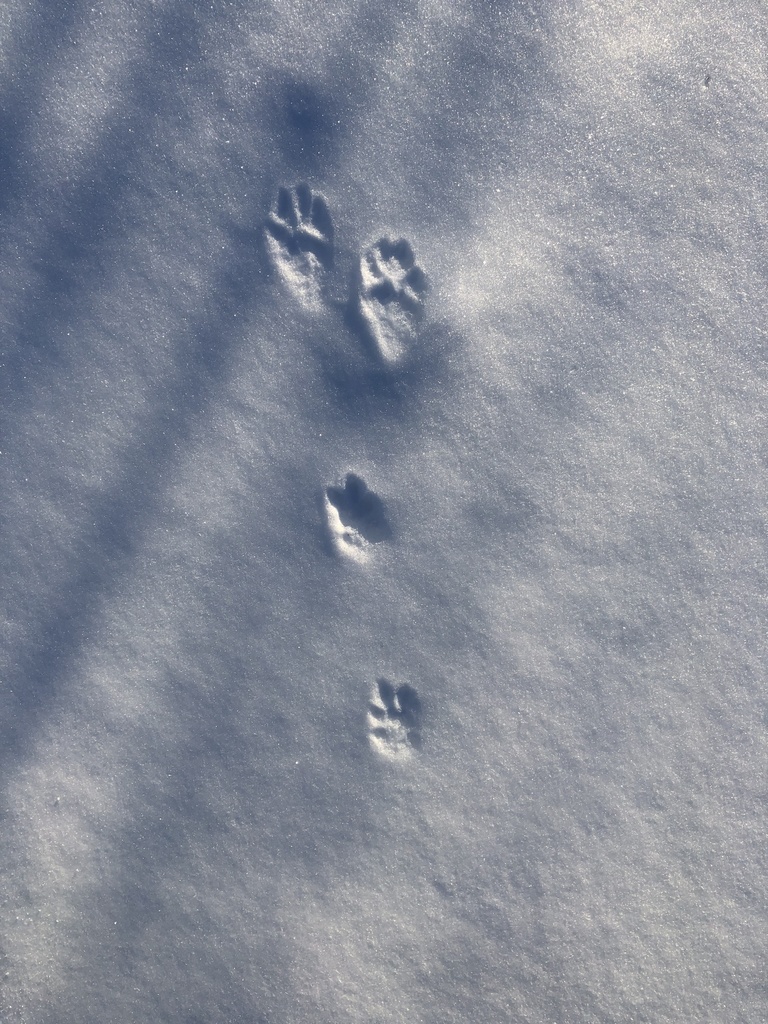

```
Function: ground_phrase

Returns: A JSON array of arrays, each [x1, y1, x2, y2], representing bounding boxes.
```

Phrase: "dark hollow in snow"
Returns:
[[271, 77, 346, 171], [325, 474, 392, 543]]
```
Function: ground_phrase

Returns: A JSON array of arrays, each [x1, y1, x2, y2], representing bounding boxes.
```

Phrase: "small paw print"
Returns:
[[265, 183, 333, 309], [368, 679, 422, 758], [357, 238, 427, 364], [324, 473, 391, 562]]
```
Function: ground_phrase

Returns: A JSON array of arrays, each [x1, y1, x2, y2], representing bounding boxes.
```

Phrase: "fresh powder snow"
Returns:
[[0, 2, 766, 1022]]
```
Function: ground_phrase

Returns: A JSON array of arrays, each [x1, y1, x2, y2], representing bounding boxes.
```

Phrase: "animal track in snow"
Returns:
[[265, 183, 333, 309], [368, 679, 422, 758], [324, 473, 391, 562], [357, 237, 427, 364]]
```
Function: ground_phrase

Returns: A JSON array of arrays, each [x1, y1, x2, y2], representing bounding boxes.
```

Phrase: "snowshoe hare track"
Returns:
[[324, 473, 391, 562], [368, 678, 423, 758], [265, 183, 333, 310], [357, 237, 427, 364]]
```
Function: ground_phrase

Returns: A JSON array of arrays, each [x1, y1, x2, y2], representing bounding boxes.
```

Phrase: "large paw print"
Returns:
[[368, 679, 423, 758], [357, 237, 427, 364], [265, 183, 333, 310]]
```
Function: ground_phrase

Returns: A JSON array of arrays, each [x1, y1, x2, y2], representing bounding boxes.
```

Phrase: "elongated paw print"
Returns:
[[324, 473, 391, 562], [368, 679, 423, 758], [357, 237, 427, 364], [265, 183, 333, 309]]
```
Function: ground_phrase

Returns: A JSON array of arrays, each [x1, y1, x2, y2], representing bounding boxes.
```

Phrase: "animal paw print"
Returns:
[[324, 473, 391, 562], [368, 679, 423, 757], [357, 237, 427, 364], [265, 183, 333, 310]]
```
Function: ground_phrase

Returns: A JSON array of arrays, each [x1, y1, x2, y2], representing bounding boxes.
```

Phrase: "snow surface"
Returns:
[[1, 1, 767, 1022]]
